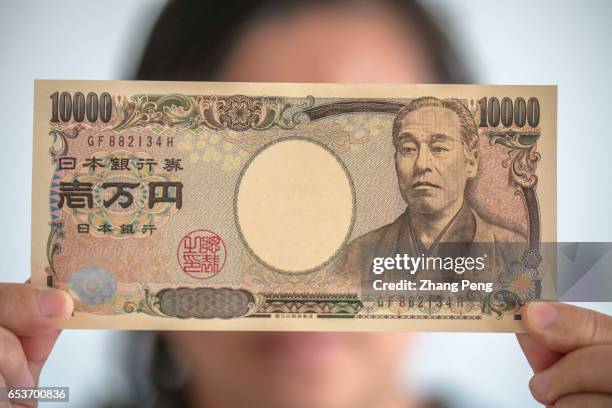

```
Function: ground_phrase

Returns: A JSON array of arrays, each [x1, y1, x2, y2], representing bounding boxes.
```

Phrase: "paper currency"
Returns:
[[31, 80, 556, 332]]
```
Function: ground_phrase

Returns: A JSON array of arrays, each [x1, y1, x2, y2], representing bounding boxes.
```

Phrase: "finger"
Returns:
[[0, 327, 34, 389], [516, 333, 563, 372], [522, 302, 612, 353], [0, 284, 72, 336], [0, 375, 34, 408], [553, 393, 612, 408], [19, 329, 62, 384], [529, 344, 612, 405], [0, 373, 10, 408]]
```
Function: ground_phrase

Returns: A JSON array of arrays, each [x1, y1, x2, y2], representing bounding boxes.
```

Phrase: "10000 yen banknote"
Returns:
[[31, 81, 556, 332]]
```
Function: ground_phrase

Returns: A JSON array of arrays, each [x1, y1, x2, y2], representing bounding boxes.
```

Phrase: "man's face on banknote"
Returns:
[[394, 105, 475, 215]]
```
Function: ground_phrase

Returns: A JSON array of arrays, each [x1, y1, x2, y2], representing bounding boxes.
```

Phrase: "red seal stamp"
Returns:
[[177, 229, 227, 279]]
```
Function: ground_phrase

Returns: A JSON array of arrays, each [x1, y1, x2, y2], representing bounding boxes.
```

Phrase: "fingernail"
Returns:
[[530, 371, 551, 402], [37, 288, 72, 318], [528, 302, 558, 330]]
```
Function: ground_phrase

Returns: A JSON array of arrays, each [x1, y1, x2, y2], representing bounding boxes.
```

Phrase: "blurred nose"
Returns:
[[414, 143, 432, 175]]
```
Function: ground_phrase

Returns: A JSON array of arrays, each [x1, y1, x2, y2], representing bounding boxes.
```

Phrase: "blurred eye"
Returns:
[[399, 145, 417, 156], [431, 145, 449, 154]]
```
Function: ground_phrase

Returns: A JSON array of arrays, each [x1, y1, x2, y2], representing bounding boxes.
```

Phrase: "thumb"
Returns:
[[0, 283, 73, 383], [522, 302, 612, 353]]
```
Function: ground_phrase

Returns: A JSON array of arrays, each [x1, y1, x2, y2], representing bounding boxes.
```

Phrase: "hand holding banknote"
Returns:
[[1, 283, 612, 406], [518, 303, 612, 406], [0, 284, 72, 406], [12, 1, 612, 407]]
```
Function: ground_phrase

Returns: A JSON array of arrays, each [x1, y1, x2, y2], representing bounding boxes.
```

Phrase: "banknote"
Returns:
[[31, 80, 557, 332]]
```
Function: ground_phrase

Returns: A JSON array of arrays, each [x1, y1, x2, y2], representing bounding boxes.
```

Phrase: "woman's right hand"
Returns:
[[0, 283, 73, 407]]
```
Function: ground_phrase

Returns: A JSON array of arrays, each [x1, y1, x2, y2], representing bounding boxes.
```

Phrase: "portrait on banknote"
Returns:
[[340, 96, 528, 293]]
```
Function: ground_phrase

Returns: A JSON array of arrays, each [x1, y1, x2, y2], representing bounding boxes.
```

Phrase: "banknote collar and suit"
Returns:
[[342, 200, 526, 283]]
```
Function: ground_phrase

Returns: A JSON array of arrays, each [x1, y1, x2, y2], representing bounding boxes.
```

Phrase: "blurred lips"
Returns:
[[412, 181, 440, 189], [253, 333, 351, 366]]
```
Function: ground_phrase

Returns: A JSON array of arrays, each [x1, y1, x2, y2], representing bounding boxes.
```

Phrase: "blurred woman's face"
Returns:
[[170, 4, 433, 408]]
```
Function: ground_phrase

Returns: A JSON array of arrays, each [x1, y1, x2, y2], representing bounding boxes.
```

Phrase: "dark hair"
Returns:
[[120, 1, 473, 407], [135, 0, 472, 83]]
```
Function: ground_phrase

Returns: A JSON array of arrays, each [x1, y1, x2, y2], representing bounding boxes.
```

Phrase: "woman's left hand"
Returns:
[[517, 302, 612, 407]]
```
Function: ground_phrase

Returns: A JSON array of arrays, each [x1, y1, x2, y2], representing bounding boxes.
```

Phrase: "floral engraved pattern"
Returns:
[[220, 96, 259, 130], [177, 132, 250, 171], [114, 94, 310, 132], [499, 261, 538, 302], [175, 112, 388, 172], [69, 266, 117, 306]]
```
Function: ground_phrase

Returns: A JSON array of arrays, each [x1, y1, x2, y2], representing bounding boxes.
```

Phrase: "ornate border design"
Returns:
[[46, 221, 64, 277], [124, 287, 264, 319], [304, 100, 405, 119], [114, 94, 312, 132], [49, 125, 82, 162], [46, 95, 546, 321], [253, 293, 363, 316], [488, 130, 541, 189]]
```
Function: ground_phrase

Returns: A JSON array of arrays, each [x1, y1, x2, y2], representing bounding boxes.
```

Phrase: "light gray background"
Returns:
[[1, 0, 611, 406]]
